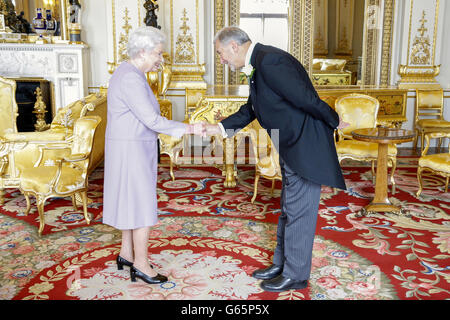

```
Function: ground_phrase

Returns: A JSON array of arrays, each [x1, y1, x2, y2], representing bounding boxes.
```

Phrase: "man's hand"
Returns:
[[337, 118, 350, 130], [186, 122, 206, 137]]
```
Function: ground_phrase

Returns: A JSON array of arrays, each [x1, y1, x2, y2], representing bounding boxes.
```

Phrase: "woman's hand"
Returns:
[[186, 122, 207, 137]]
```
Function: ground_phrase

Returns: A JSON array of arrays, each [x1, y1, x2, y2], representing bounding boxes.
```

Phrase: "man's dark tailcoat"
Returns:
[[221, 43, 346, 190]]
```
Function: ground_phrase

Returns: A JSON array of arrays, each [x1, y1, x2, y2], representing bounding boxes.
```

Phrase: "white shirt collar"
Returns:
[[241, 42, 256, 76]]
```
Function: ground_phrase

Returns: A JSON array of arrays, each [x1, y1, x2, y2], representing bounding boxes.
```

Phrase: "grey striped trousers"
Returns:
[[272, 158, 322, 281]]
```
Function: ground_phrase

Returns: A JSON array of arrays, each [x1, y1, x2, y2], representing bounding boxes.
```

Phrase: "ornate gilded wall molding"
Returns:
[[290, 0, 313, 73], [398, 0, 441, 89], [228, 0, 240, 85], [380, 0, 395, 87], [361, 0, 380, 86], [169, 0, 206, 89], [214, 0, 225, 85], [106, 0, 143, 74], [118, 7, 132, 64], [174, 8, 196, 63]]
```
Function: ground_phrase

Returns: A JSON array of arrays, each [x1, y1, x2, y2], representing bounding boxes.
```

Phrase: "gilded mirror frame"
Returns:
[[214, 0, 395, 87]]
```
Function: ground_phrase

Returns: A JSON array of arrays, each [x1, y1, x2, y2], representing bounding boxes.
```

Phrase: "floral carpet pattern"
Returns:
[[0, 159, 449, 300]]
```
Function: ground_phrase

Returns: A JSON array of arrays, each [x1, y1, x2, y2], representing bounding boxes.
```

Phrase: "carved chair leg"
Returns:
[[169, 159, 175, 181], [80, 191, 91, 225], [24, 193, 31, 215], [437, 138, 442, 153], [413, 129, 419, 150], [416, 167, 424, 197], [251, 174, 260, 203], [270, 180, 275, 196], [420, 133, 425, 152], [36, 195, 46, 236], [71, 194, 78, 210], [0, 188, 4, 205]]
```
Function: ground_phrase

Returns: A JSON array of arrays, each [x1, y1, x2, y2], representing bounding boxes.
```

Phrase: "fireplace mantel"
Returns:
[[0, 43, 89, 111]]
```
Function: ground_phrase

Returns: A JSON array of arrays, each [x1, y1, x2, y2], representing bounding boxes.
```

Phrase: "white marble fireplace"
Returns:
[[0, 43, 89, 112]]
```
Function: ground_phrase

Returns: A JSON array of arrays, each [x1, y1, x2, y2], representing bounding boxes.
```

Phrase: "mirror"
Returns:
[[3, 0, 68, 39], [312, 0, 365, 86], [311, 0, 396, 87]]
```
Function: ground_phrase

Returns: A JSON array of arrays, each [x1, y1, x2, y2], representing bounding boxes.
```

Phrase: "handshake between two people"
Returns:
[[185, 122, 223, 138]]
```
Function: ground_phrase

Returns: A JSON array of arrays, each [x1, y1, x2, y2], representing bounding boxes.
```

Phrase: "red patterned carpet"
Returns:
[[0, 158, 449, 300]]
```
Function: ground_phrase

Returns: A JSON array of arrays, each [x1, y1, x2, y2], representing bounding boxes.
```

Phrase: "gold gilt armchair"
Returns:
[[0, 92, 107, 204], [247, 120, 281, 203], [0, 76, 19, 203], [19, 116, 101, 236], [335, 93, 398, 193], [416, 132, 450, 197], [413, 89, 450, 152]]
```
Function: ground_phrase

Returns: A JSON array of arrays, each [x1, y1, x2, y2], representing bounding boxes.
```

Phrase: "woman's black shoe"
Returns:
[[116, 255, 133, 270], [130, 266, 168, 284]]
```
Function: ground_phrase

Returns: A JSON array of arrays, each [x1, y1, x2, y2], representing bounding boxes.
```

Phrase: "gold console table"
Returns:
[[190, 85, 249, 187]]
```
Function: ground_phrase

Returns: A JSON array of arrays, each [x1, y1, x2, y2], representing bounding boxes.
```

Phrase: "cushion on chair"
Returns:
[[50, 100, 85, 131], [336, 140, 397, 157], [416, 119, 450, 128], [20, 166, 85, 194], [419, 154, 450, 173], [417, 91, 443, 108], [321, 60, 347, 71], [336, 101, 378, 137], [257, 156, 280, 177]]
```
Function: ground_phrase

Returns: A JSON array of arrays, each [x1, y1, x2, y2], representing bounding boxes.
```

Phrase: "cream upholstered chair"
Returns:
[[247, 120, 282, 203], [414, 89, 450, 152], [416, 132, 450, 197], [19, 116, 101, 236], [335, 93, 398, 193]]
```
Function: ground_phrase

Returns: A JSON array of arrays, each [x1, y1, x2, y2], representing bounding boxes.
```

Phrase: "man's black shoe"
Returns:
[[252, 264, 283, 280], [260, 274, 308, 292]]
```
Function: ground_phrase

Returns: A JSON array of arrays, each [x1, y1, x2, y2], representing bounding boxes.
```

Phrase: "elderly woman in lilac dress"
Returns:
[[103, 26, 204, 284]]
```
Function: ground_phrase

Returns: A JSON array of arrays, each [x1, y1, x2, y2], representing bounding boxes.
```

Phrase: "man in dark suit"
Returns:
[[206, 27, 347, 292]]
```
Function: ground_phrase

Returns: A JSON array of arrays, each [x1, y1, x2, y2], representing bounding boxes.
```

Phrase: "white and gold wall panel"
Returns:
[[164, 0, 207, 90], [105, 0, 144, 74], [397, 0, 444, 88]]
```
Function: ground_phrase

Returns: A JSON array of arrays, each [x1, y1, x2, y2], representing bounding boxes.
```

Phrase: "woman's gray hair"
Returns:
[[127, 26, 166, 59], [214, 26, 251, 45]]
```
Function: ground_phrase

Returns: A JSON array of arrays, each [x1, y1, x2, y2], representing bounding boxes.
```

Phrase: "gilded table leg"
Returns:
[[372, 143, 389, 205], [359, 143, 408, 216], [223, 138, 237, 188]]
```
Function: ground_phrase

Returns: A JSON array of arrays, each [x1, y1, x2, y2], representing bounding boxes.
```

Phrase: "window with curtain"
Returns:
[[240, 0, 289, 51]]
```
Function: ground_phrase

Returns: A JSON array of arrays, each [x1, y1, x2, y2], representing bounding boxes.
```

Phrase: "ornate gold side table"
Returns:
[[189, 85, 249, 188], [352, 128, 416, 216]]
